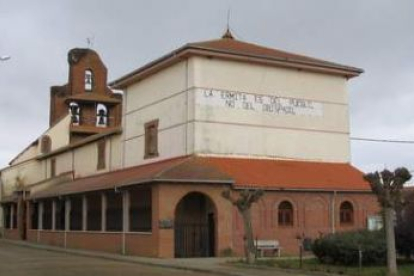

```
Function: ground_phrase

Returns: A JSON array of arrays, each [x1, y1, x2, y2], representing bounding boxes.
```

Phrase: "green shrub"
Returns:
[[312, 230, 386, 266]]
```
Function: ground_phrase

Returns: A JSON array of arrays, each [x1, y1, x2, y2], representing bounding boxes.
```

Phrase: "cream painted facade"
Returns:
[[122, 56, 351, 167], [1, 43, 354, 199], [0, 131, 122, 198], [123, 60, 195, 167]]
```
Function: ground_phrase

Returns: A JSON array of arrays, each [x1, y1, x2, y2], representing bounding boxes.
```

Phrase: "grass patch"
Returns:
[[249, 258, 414, 276]]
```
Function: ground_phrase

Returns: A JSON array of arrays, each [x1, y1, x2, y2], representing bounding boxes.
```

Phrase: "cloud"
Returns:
[[1, 0, 413, 173]]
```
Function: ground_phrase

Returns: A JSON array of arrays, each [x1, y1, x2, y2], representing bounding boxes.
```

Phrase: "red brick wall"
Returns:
[[26, 230, 38, 242], [231, 191, 380, 255], [125, 233, 157, 257], [68, 49, 108, 96], [66, 232, 122, 254], [38, 231, 65, 247], [4, 229, 20, 240], [154, 183, 233, 258]]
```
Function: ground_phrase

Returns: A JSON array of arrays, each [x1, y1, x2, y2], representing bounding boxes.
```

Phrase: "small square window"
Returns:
[[144, 120, 159, 159]]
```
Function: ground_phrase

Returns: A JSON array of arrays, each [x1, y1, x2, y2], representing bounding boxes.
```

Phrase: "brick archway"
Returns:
[[174, 192, 217, 258]]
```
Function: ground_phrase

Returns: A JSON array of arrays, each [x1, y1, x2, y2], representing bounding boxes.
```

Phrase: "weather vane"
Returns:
[[227, 8, 231, 30]]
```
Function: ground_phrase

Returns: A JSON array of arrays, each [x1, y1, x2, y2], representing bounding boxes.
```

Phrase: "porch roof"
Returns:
[[29, 156, 233, 199], [29, 156, 371, 200]]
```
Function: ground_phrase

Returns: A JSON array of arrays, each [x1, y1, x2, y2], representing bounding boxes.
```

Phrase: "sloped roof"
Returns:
[[187, 38, 361, 73], [202, 157, 370, 191], [29, 156, 370, 200], [111, 34, 363, 88]]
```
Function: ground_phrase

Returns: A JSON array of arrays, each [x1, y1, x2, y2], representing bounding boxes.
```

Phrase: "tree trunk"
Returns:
[[241, 208, 255, 264], [385, 207, 398, 276]]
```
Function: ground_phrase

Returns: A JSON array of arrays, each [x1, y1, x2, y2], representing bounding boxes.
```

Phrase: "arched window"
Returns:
[[40, 135, 52, 154], [340, 201, 354, 225], [69, 102, 80, 125], [85, 69, 93, 91], [278, 201, 293, 226], [96, 104, 108, 127]]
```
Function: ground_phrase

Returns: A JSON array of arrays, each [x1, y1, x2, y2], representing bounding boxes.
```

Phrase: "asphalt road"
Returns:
[[0, 241, 215, 276]]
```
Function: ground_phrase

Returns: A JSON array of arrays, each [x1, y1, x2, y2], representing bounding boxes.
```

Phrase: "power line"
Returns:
[[350, 137, 414, 144]]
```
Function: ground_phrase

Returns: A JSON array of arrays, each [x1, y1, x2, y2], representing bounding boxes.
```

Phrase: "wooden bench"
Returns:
[[254, 240, 281, 257]]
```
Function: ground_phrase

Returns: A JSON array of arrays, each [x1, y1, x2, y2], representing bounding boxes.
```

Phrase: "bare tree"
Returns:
[[364, 168, 412, 276], [222, 189, 264, 264], [395, 190, 414, 259]]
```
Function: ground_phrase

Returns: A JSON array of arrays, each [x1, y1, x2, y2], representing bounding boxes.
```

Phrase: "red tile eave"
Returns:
[[29, 156, 192, 200], [29, 156, 371, 201], [202, 157, 371, 192]]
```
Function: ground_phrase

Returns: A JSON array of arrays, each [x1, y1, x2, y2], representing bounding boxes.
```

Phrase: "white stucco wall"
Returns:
[[39, 115, 71, 152], [9, 144, 38, 166], [191, 57, 351, 162], [121, 55, 353, 165], [0, 159, 45, 197], [123, 60, 194, 167]]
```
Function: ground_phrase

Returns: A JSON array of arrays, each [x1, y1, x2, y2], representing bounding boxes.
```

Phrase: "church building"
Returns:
[[0, 31, 380, 257]]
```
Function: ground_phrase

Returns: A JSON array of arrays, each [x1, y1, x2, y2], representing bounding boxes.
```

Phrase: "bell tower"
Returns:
[[49, 48, 122, 143]]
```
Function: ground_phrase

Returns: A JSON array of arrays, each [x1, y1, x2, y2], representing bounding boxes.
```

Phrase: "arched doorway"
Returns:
[[174, 192, 216, 258]]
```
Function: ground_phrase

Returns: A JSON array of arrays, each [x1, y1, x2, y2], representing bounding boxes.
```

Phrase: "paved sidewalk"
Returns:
[[1, 239, 320, 276]]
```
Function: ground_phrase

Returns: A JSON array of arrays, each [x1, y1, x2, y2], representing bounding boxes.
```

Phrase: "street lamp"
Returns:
[[0, 55, 11, 61]]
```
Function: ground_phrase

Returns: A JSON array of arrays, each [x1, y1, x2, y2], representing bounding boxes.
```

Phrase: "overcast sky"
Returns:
[[1, 0, 413, 173]]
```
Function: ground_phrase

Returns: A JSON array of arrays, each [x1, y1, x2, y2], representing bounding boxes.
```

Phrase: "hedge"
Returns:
[[312, 230, 386, 265]]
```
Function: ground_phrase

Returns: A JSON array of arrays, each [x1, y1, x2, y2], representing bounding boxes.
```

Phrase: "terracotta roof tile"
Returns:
[[29, 156, 192, 199], [201, 157, 370, 191], [111, 36, 363, 88], [188, 38, 361, 72], [29, 156, 370, 199]]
